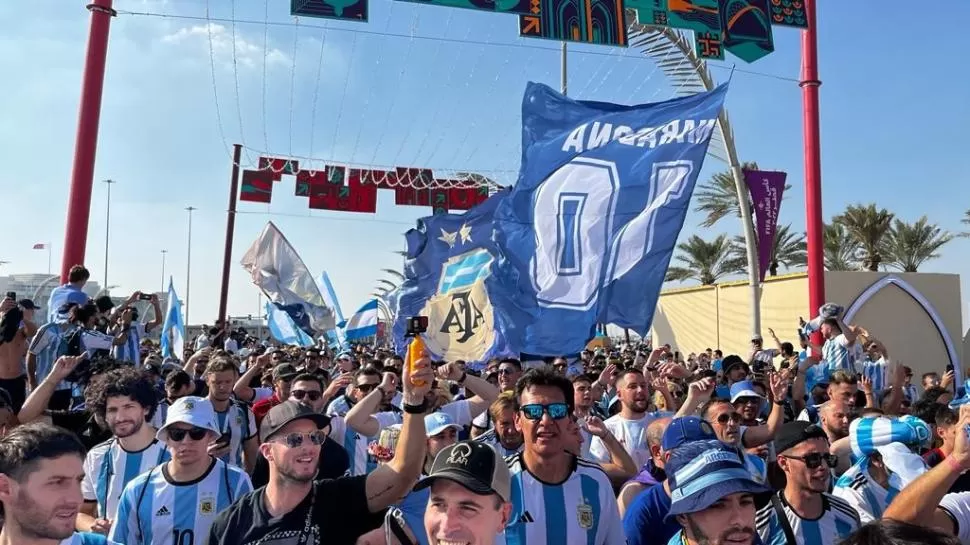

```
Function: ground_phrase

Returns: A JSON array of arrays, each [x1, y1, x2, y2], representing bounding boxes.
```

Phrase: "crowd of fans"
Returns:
[[0, 265, 967, 545]]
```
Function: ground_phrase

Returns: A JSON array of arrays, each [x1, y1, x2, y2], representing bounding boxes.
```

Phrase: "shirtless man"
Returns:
[[0, 297, 38, 411]]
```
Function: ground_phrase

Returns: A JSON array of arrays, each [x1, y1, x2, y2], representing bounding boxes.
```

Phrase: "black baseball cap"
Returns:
[[414, 440, 511, 502], [774, 421, 828, 454], [259, 400, 330, 442], [272, 363, 299, 382], [722, 355, 749, 375], [17, 299, 39, 310]]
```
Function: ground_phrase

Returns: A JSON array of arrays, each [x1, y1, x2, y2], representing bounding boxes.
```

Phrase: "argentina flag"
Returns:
[[159, 278, 185, 360], [490, 82, 728, 355], [266, 301, 316, 347], [393, 191, 520, 364], [342, 299, 379, 341]]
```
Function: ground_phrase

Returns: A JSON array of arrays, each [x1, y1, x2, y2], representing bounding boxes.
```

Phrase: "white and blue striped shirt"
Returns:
[[833, 460, 903, 522], [28, 322, 75, 391], [326, 395, 354, 417], [59, 532, 120, 545], [81, 437, 171, 521], [861, 357, 889, 394], [502, 453, 625, 545], [329, 412, 401, 476], [822, 334, 854, 373], [474, 429, 523, 457], [213, 400, 257, 469], [109, 458, 252, 545], [112, 323, 146, 366], [756, 492, 861, 545]]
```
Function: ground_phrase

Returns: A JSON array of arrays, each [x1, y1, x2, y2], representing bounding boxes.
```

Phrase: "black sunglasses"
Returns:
[[274, 431, 327, 448], [168, 427, 209, 442], [357, 383, 379, 393], [292, 390, 322, 401], [782, 452, 838, 470], [714, 412, 742, 425]]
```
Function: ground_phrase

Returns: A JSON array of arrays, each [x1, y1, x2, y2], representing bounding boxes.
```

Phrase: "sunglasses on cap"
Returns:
[[168, 427, 209, 442], [273, 431, 327, 448], [713, 412, 742, 425], [782, 452, 838, 470], [291, 389, 322, 401], [519, 402, 570, 421]]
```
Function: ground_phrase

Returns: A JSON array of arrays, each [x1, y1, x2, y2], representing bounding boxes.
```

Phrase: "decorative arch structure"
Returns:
[[843, 274, 962, 392]]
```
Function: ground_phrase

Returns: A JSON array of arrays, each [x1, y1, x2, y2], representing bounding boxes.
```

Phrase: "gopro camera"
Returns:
[[405, 316, 428, 337], [139, 293, 153, 301], [4, 292, 15, 300]]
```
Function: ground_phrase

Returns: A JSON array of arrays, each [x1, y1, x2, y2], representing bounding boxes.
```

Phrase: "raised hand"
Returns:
[[768, 371, 789, 402], [436, 362, 463, 382], [942, 370, 955, 390], [50, 355, 83, 383], [686, 377, 716, 403], [584, 415, 609, 438], [860, 376, 874, 395]]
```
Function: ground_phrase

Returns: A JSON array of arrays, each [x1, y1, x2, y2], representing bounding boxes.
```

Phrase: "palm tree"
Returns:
[[832, 204, 894, 271], [823, 222, 861, 271], [666, 234, 737, 285], [381, 268, 405, 281], [881, 217, 954, 272], [728, 224, 807, 277], [693, 161, 792, 228]]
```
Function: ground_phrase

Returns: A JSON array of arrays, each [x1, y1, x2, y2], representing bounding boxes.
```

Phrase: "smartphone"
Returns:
[[406, 316, 429, 337], [139, 293, 153, 301], [4, 291, 14, 300]]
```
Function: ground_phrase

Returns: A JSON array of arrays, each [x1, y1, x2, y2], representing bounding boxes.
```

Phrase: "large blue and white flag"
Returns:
[[159, 278, 185, 360], [392, 191, 520, 364], [266, 301, 316, 347], [240, 222, 336, 333], [343, 299, 379, 341], [491, 82, 728, 355], [317, 271, 347, 349]]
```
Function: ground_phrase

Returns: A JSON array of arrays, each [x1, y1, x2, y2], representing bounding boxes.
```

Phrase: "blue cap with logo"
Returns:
[[664, 439, 772, 522], [661, 416, 717, 452]]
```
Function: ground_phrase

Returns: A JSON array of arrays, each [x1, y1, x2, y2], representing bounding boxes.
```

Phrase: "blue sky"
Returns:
[[1, 0, 967, 327]]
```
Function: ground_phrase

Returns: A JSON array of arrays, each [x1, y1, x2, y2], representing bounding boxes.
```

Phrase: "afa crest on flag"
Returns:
[[490, 82, 728, 355], [393, 191, 518, 365]]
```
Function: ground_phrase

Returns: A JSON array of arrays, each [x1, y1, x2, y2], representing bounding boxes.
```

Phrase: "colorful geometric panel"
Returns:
[[258, 156, 300, 178], [519, 0, 627, 47], [394, 187, 418, 206], [695, 30, 724, 60], [665, 0, 721, 33], [291, 0, 367, 21], [394, 0, 532, 15], [447, 186, 477, 210], [308, 184, 377, 213], [719, 0, 774, 63], [395, 168, 435, 187], [239, 170, 274, 203], [768, 0, 806, 28], [356, 169, 397, 189], [431, 188, 450, 215], [624, 0, 670, 26]]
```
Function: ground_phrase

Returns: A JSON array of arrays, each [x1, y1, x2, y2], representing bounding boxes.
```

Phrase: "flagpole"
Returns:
[[185, 206, 196, 326], [218, 144, 243, 326], [560, 42, 567, 95]]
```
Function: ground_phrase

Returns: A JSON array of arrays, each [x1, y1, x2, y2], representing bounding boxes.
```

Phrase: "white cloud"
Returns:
[[162, 23, 290, 69]]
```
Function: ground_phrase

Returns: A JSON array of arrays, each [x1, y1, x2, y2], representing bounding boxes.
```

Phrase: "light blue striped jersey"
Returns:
[[756, 492, 861, 545], [329, 412, 401, 476], [822, 334, 854, 373], [474, 429, 524, 457], [81, 437, 171, 521], [109, 458, 252, 545], [902, 384, 918, 404], [502, 454, 625, 545], [112, 323, 146, 366], [150, 399, 171, 430], [28, 322, 75, 391], [58, 532, 121, 545], [212, 400, 257, 468], [861, 357, 889, 394], [326, 395, 354, 417], [833, 458, 903, 522]]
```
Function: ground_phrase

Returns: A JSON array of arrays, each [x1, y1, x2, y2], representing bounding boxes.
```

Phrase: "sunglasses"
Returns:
[[714, 412, 742, 425], [168, 427, 209, 442], [274, 431, 327, 448], [519, 403, 570, 421], [292, 390, 322, 401], [498, 368, 517, 375], [782, 452, 838, 470], [357, 383, 379, 393]]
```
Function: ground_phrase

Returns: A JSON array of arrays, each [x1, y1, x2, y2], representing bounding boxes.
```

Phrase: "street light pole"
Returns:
[[185, 206, 196, 326], [160, 249, 167, 292], [103, 179, 115, 291]]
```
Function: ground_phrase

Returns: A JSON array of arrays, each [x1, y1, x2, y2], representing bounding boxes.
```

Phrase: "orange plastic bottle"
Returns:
[[408, 336, 427, 386]]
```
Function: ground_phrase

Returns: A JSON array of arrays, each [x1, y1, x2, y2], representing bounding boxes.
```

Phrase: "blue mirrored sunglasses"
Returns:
[[519, 403, 570, 421]]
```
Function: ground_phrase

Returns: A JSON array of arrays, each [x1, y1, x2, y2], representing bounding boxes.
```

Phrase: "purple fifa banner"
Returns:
[[743, 169, 786, 282]]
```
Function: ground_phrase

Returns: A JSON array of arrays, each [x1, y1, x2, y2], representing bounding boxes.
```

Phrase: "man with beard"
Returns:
[[474, 392, 523, 456], [756, 422, 861, 545], [109, 396, 252, 545], [818, 400, 851, 443], [590, 369, 669, 469], [204, 357, 258, 472], [664, 439, 771, 545], [504, 367, 624, 545], [206, 352, 434, 545], [76, 368, 171, 536], [0, 422, 120, 545]]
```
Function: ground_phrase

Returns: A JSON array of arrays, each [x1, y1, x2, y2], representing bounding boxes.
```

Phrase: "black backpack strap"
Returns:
[[771, 494, 797, 545]]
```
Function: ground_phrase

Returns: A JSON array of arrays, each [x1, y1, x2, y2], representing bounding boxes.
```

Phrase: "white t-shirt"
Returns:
[[588, 412, 671, 467], [939, 491, 970, 543]]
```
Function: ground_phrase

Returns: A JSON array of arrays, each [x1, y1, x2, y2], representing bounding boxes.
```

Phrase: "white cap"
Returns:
[[425, 412, 462, 437], [156, 396, 221, 443]]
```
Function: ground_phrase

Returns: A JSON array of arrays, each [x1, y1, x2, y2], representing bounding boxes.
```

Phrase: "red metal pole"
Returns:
[[60, 0, 115, 283], [800, 0, 825, 339], [218, 144, 243, 325]]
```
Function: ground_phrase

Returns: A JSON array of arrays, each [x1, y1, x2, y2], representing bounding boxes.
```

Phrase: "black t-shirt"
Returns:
[[250, 437, 351, 489], [205, 476, 384, 545]]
